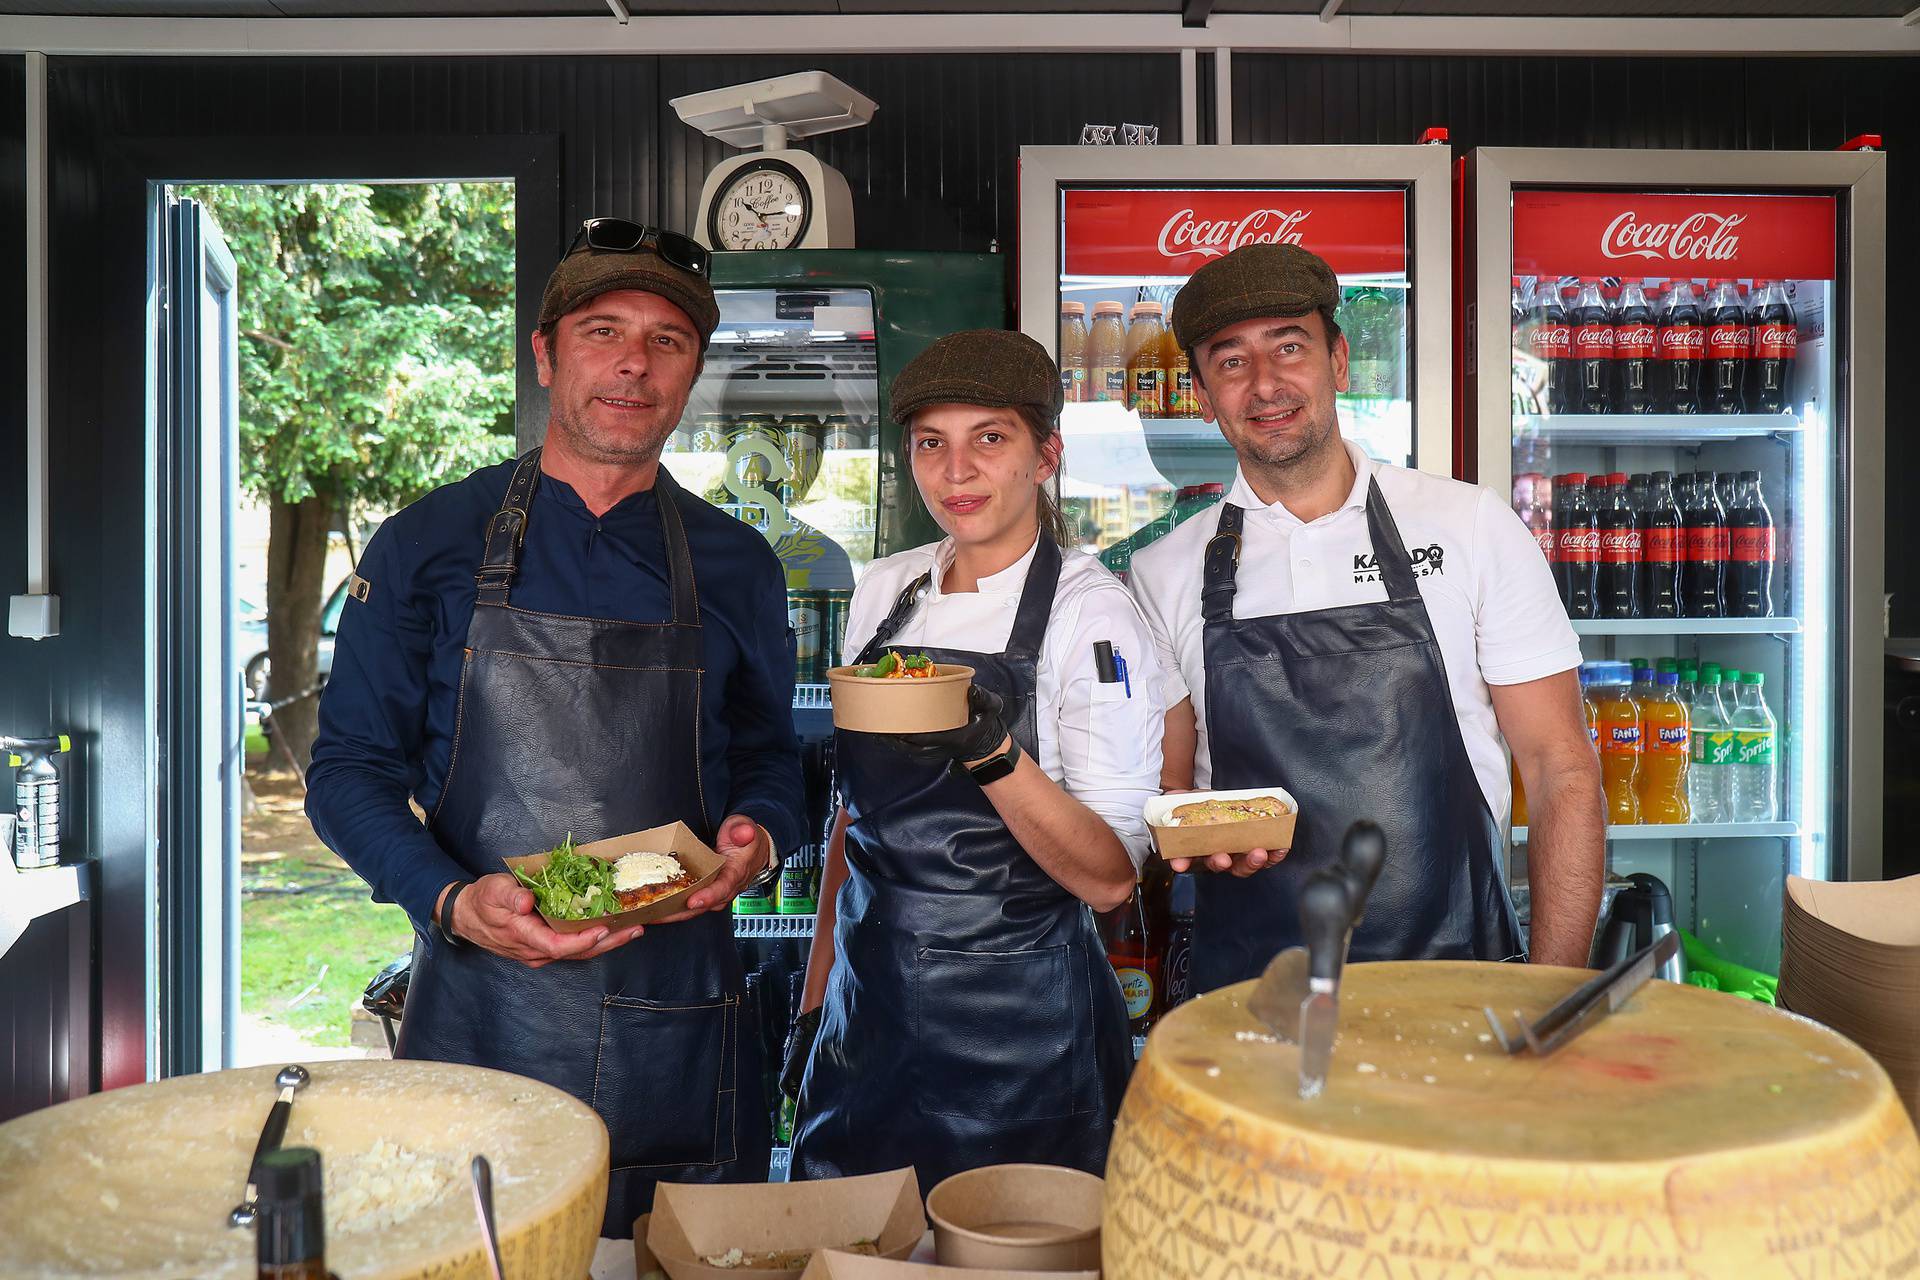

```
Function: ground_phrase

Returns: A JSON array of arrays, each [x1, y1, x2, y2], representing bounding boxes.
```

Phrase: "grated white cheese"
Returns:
[[613, 852, 683, 893], [324, 1138, 457, 1235]]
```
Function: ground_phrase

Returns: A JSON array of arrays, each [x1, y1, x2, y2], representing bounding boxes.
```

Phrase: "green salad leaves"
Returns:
[[854, 651, 935, 679], [511, 836, 619, 920]]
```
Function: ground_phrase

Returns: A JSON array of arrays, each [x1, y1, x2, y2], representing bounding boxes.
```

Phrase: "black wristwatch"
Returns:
[[963, 735, 1022, 786], [741, 834, 783, 895]]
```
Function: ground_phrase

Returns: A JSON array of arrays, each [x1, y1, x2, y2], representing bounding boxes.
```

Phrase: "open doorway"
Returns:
[[162, 181, 518, 1069]]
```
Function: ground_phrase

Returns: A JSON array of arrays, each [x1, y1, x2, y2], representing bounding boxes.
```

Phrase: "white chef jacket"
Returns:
[[843, 534, 1167, 867], [1127, 438, 1580, 824]]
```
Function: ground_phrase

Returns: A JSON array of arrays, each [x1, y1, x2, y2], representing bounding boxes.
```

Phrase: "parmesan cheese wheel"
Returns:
[[0, 1059, 607, 1279], [1104, 961, 1920, 1279]]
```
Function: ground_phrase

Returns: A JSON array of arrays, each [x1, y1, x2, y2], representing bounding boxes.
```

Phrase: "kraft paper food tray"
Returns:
[[645, 1167, 927, 1280], [501, 821, 726, 934], [1144, 786, 1298, 860], [801, 1253, 1098, 1280], [826, 663, 974, 733]]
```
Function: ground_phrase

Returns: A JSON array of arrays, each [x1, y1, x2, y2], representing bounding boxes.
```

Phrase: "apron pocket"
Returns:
[[594, 994, 738, 1170], [913, 945, 1082, 1122]]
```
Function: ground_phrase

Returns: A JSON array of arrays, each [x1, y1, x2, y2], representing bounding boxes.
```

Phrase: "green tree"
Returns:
[[181, 182, 518, 769]]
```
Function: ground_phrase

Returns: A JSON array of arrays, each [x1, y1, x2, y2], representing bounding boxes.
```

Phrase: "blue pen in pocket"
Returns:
[[1114, 652, 1132, 698]]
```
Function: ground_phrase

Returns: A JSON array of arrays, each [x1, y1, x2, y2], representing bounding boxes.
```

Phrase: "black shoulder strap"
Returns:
[[1200, 502, 1245, 624], [1004, 534, 1063, 662], [654, 469, 700, 626], [474, 449, 543, 606], [1363, 477, 1421, 600]]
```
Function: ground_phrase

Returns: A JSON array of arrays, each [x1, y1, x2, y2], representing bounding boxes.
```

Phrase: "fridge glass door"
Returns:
[[672, 285, 878, 680], [1053, 186, 1414, 575], [1506, 190, 1838, 972]]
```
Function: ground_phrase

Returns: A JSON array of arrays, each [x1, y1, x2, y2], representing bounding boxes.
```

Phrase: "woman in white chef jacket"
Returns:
[[785, 329, 1165, 1187]]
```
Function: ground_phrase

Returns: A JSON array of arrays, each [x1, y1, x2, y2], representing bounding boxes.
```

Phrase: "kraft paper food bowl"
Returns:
[[501, 821, 726, 934], [1144, 786, 1298, 861], [926, 1164, 1104, 1272], [826, 663, 974, 733]]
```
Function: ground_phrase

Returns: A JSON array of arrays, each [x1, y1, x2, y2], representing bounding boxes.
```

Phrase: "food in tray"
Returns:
[[610, 850, 694, 910], [851, 650, 939, 679], [700, 1240, 881, 1269], [1168, 795, 1291, 826], [511, 838, 690, 919]]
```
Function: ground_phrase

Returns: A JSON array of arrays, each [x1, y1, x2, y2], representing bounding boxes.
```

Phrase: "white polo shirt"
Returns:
[[1127, 439, 1580, 824], [844, 535, 1167, 868]]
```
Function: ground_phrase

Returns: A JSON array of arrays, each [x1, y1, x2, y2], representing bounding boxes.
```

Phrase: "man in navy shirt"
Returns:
[[307, 220, 801, 1231]]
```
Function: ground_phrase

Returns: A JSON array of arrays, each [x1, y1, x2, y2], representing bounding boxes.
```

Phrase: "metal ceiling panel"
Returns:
[[1322, 0, 1910, 14]]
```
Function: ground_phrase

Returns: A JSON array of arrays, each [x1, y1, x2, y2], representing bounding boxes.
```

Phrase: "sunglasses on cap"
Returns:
[[565, 217, 711, 279]]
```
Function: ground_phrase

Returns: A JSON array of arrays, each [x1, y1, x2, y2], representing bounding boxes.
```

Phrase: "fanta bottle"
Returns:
[[1595, 661, 1642, 825], [1637, 670, 1692, 823], [1511, 757, 1527, 828]]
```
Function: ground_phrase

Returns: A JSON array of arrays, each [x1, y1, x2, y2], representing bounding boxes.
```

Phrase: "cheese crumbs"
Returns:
[[613, 852, 683, 893]]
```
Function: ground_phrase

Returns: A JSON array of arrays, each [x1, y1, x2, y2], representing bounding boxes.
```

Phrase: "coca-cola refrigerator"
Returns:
[[1462, 146, 1887, 974], [1016, 143, 1454, 574]]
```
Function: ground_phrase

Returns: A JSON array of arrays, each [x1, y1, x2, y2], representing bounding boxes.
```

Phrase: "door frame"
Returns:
[[131, 132, 560, 1080]]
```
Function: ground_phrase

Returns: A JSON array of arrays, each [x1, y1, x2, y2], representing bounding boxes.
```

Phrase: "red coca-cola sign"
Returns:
[[1062, 188, 1408, 278], [1513, 191, 1836, 280]]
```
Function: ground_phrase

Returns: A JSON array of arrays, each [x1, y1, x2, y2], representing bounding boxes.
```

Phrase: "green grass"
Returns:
[[245, 723, 268, 762], [241, 863, 414, 1045]]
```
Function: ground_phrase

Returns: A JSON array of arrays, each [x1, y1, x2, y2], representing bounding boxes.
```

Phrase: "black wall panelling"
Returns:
[[0, 50, 1180, 1116], [1231, 51, 1913, 633]]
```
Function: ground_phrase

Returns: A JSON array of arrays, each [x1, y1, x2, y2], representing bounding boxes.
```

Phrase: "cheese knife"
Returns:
[[227, 1063, 310, 1228], [1482, 931, 1681, 1057], [1247, 821, 1388, 1042], [1295, 870, 1352, 1099]]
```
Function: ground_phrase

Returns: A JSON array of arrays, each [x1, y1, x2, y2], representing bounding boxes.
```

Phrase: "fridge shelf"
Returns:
[[1512, 822, 1799, 843], [1571, 618, 1802, 636], [793, 684, 832, 711], [734, 913, 817, 938], [1514, 414, 1800, 445]]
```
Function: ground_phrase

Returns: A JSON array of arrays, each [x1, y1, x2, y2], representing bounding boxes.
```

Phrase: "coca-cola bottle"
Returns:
[[1595, 473, 1640, 619], [1557, 472, 1600, 619], [1657, 278, 1705, 414], [1514, 472, 1552, 565], [1704, 278, 1750, 414], [1749, 279, 1798, 415], [1570, 277, 1615, 414], [1639, 470, 1682, 619], [1535, 277, 1574, 416], [1724, 470, 1776, 617], [1612, 280, 1657, 415], [1680, 471, 1726, 617]]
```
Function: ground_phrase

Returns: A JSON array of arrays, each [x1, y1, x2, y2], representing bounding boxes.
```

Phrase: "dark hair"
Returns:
[[903, 403, 1069, 547], [1188, 304, 1344, 388]]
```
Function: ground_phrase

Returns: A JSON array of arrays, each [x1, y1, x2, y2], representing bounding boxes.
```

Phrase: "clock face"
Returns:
[[712, 160, 811, 251]]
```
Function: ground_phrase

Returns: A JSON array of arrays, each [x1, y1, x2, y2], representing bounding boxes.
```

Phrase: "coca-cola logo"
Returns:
[[1558, 529, 1601, 557], [1601, 530, 1642, 555], [1156, 207, 1311, 260], [1658, 326, 1706, 356], [1601, 210, 1747, 263], [1616, 324, 1656, 357], [1755, 323, 1799, 358]]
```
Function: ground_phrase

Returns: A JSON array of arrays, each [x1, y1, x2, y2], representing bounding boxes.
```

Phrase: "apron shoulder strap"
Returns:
[[653, 470, 700, 626], [1363, 477, 1422, 600], [857, 571, 933, 664], [474, 449, 544, 606], [1201, 502, 1245, 624], [1004, 535, 1063, 661]]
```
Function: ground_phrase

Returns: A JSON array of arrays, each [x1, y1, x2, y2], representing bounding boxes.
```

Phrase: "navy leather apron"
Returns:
[[790, 536, 1132, 1190], [396, 449, 768, 1236], [1192, 477, 1522, 994]]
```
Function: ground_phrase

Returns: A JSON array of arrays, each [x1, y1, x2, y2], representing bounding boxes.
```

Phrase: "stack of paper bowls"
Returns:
[[1779, 873, 1920, 1121]]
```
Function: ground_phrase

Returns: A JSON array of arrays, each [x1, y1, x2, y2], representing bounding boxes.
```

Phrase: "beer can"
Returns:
[[789, 588, 825, 684], [728, 413, 782, 489], [823, 588, 854, 669], [822, 413, 861, 452], [780, 413, 824, 502], [690, 412, 729, 454], [860, 414, 882, 451]]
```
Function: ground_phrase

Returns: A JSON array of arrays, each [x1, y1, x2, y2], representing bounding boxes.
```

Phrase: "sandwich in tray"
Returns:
[[502, 823, 725, 930], [1143, 786, 1299, 861]]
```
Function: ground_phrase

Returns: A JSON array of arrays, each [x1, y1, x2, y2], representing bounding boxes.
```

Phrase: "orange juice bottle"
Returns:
[[1126, 301, 1168, 418], [1511, 757, 1528, 827], [1161, 322, 1198, 416], [1637, 670, 1692, 823], [1088, 301, 1128, 404], [1594, 661, 1642, 825], [1059, 301, 1089, 404]]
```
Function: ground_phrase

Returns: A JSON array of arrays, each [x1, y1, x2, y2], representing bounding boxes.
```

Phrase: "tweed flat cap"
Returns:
[[890, 329, 1065, 424], [539, 246, 720, 346], [1169, 242, 1342, 352]]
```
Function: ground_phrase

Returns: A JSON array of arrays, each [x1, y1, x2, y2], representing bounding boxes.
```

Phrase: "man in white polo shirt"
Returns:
[[1129, 243, 1604, 989]]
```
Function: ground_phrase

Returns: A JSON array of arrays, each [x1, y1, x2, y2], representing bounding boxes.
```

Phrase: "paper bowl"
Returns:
[[926, 1164, 1104, 1272], [501, 821, 725, 934], [826, 663, 974, 733], [1144, 786, 1298, 861]]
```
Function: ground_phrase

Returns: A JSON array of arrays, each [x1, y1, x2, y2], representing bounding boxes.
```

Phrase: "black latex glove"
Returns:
[[780, 1006, 823, 1100], [877, 685, 1010, 765]]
